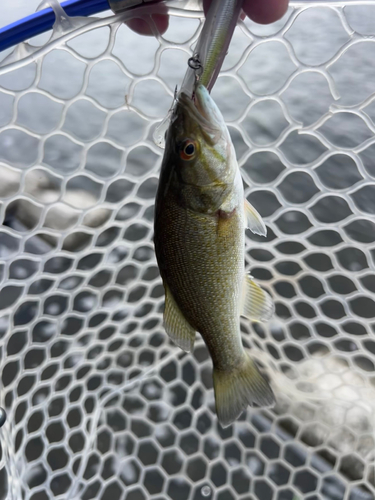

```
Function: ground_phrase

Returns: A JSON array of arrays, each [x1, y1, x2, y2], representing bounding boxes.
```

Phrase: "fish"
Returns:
[[154, 83, 275, 427]]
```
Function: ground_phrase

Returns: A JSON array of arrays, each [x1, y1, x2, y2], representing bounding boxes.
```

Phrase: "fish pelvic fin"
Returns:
[[213, 353, 275, 427], [244, 199, 267, 237], [241, 274, 275, 323], [163, 284, 196, 353]]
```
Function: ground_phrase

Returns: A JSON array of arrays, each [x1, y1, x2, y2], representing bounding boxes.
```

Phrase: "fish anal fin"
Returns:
[[244, 199, 267, 237], [163, 284, 196, 352], [213, 353, 275, 427], [241, 274, 274, 322]]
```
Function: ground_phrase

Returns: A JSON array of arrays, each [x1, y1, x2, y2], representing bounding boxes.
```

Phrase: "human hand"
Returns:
[[127, 0, 289, 36]]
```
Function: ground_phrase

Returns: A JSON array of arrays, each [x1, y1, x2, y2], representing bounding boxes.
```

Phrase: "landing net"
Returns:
[[0, 2, 374, 500]]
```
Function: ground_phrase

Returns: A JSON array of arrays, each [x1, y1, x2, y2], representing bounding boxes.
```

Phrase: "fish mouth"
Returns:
[[176, 87, 221, 137], [194, 84, 223, 127]]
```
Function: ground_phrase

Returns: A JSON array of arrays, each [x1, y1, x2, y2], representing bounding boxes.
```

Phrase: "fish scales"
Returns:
[[156, 190, 244, 370]]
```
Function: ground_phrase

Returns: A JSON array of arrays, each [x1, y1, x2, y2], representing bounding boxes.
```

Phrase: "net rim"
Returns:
[[2, 0, 375, 72]]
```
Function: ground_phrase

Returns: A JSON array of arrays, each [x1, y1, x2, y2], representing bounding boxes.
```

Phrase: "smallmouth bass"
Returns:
[[154, 84, 275, 426]]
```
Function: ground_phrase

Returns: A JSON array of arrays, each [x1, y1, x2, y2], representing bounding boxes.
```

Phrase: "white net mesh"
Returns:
[[0, 1, 374, 499]]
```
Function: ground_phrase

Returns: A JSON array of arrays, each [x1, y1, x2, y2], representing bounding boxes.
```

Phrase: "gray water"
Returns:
[[2, 3, 375, 213]]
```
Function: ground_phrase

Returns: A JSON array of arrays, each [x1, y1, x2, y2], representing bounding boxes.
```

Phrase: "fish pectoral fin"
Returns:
[[241, 274, 274, 322], [244, 199, 267, 237], [164, 284, 196, 353]]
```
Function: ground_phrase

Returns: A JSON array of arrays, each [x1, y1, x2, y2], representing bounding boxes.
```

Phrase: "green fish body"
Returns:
[[154, 85, 275, 426]]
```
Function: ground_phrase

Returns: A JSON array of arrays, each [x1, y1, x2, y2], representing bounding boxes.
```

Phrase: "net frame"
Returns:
[[0, 2, 374, 500]]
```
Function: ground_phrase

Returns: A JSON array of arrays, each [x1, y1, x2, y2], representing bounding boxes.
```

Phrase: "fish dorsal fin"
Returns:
[[244, 199, 267, 237], [241, 274, 274, 322], [163, 284, 196, 352]]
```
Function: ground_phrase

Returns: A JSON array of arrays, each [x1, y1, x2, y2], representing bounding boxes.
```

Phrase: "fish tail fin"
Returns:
[[213, 352, 275, 427]]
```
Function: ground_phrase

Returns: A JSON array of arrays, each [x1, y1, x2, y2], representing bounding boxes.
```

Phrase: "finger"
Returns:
[[243, 0, 289, 24], [203, 0, 289, 25], [126, 13, 169, 36]]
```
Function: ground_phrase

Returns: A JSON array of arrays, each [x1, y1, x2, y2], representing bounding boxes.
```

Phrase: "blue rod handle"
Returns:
[[0, 0, 111, 53]]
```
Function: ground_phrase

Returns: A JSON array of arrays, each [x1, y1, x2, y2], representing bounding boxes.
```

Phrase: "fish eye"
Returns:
[[179, 140, 196, 161], [184, 143, 195, 155]]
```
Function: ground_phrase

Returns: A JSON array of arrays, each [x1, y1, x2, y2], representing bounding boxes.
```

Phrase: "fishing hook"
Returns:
[[188, 55, 203, 80]]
